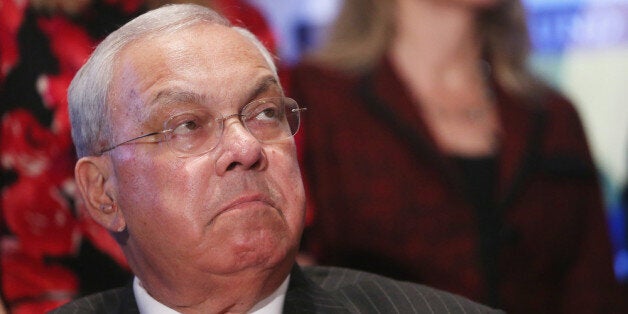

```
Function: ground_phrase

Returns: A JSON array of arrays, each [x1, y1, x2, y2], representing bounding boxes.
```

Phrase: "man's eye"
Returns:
[[173, 120, 200, 135], [250, 104, 282, 122], [258, 107, 278, 119]]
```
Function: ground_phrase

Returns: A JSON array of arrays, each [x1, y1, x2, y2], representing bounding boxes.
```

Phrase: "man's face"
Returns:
[[105, 24, 305, 280]]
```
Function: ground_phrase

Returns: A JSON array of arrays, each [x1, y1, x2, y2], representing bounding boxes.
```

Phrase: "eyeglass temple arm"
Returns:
[[99, 131, 164, 155]]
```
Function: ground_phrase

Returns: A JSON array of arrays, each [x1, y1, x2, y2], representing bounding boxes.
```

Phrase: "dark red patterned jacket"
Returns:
[[290, 56, 626, 313]]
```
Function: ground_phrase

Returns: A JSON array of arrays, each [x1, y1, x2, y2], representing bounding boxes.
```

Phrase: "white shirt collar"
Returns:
[[133, 275, 290, 314]]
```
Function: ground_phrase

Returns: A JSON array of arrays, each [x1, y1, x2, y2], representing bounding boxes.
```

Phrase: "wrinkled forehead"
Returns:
[[108, 23, 278, 119]]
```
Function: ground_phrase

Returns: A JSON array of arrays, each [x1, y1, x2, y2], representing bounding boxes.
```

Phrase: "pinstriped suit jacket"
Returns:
[[49, 265, 503, 313]]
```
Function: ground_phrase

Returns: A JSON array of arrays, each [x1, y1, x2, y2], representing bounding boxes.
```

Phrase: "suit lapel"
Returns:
[[284, 265, 349, 313], [118, 283, 141, 314]]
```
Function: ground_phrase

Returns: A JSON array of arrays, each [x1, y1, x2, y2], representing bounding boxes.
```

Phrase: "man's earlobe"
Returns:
[[75, 157, 126, 232]]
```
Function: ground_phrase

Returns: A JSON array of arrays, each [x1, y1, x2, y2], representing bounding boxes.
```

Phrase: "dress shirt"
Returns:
[[133, 275, 289, 314]]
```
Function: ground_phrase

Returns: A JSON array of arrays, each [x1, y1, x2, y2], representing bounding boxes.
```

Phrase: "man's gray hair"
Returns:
[[69, 3, 279, 158]]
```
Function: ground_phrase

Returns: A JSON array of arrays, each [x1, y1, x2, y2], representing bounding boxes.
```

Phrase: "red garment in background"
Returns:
[[0, 1, 140, 313], [0, 1, 280, 313]]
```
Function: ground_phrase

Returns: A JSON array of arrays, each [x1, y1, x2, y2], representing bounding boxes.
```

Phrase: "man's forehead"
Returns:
[[108, 23, 278, 122], [114, 23, 270, 85], [112, 23, 270, 89]]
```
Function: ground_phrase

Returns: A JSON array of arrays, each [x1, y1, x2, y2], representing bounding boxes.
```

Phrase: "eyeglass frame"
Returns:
[[98, 96, 306, 157]]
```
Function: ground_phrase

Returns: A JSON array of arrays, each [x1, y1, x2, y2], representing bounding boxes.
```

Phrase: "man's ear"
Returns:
[[75, 156, 126, 232]]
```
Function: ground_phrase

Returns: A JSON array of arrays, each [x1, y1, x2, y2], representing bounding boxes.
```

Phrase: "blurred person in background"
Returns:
[[290, 0, 626, 312], [0, 1, 142, 312], [0, 0, 276, 312]]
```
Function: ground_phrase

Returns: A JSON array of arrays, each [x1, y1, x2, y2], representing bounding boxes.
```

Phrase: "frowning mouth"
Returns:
[[205, 193, 281, 228], [219, 194, 276, 215]]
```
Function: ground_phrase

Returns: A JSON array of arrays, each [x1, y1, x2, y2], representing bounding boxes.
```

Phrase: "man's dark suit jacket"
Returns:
[[50, 265, 502, 313]]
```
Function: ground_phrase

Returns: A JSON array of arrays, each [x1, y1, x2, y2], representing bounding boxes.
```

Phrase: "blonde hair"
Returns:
[[311, 0, 543, 97], [310, 0, 395, 75]]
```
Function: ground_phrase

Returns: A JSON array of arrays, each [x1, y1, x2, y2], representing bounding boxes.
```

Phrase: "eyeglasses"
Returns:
[[99, 97, 305, 157]]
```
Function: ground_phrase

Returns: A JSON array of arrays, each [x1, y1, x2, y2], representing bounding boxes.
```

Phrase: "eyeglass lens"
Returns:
[[165, 97, 301, 157]]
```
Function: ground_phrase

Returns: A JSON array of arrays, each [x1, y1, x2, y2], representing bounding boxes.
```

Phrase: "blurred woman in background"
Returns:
[[291, 0, 626, 312]]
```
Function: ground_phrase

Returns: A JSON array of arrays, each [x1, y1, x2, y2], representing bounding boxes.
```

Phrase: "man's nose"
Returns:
[[214, 116, 266, 175]]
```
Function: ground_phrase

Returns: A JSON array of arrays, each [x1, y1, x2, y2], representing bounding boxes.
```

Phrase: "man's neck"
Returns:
[[131, 261, 293, 313], [134, 272, 292, 313]]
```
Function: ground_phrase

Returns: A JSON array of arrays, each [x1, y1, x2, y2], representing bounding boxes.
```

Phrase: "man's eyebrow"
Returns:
[[150, 89, 206, 108], [144, 90, 207, 123], [145, 76, 279, 118], [246, 76, 280, 102]]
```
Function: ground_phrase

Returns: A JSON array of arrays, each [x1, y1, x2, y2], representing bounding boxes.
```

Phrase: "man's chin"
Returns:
[[203, 238, 294, 276], [208, 235, 293, 270], [209, 205, 288, 244], [201, 206, 296, 272]]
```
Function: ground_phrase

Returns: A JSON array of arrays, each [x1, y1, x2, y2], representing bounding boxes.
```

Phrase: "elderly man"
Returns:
[[52, 4, 501, 313]]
